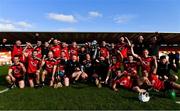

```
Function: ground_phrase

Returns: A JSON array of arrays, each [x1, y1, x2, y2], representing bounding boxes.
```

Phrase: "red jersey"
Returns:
[[109, 62, 121, 72], [12, 45, 23, 58], [50, 45, 61, 58], [25, 48, 34, 56], [150, 74, 165, 91], [69, 47, 78, 57], [44, 58, 57, 73], [9, 63, 24, 78], [61, 47, 69, 60], [124, 61, 138, 74], [115, 43, 129, 58], [100, 47, 109, 58], [34, 46, 42, 58], [27, 56, 41, 74], [116, 76, 132, 89], [141, 57, 153, 73], [56, 59, 66, 72]]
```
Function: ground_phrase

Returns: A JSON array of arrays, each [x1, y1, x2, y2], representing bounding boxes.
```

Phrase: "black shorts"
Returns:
[[27, 73, 37, 80], [14, 76, 24, 82], [164, 80, 173, 91]]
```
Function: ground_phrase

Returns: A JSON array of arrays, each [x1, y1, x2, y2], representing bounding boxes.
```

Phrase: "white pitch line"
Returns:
[[176, 101, 180, 104], [0, 88, 9, 94]]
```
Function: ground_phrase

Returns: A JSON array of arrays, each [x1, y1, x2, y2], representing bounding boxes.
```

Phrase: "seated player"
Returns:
[[149, 59, 180, 93], [92, 56, 109, 88], [130, 53, 158, 92], [6, 55, 26, 89], [23, 50, 41, 88], [41, 51, 57, 87], [112, 70, 147, 93], [65, 55, 88, 84]]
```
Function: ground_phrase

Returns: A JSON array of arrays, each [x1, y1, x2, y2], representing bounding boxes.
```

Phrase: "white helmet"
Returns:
[[138, 92, 150, 102]]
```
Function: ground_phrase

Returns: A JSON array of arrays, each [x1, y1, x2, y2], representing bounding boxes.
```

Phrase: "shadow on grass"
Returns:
[[0, 75, 7, 87]]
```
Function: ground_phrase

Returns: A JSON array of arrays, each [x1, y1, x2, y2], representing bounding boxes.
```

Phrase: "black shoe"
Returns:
[[72, 80, 77, 84], [34, 84, 42, 88], [8, 83, 16, 89]]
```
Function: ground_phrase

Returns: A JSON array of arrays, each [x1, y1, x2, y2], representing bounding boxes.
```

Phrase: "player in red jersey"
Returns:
[[112, 71, 133, 90], [112, 54, 150, 93], [131, 44, 156, 77], [69, 42, 79, 58], [41, 51, 57, 86], [105, 56, 122, 86], [34, 40, 42, 58], [61, 42, 69, 60], [50, 39, 61, 59], [123, 55, 140, 77], [99, 41, 109, 59], [6, 55, 26, 89], [112, 70, 147, 93], [23, 42, 34, 57], [11, 40, 23, 62], [23, 50, 41, 88], [54, 54, 68, 88], [148, 60, 180, 92], [115, 36, 131, 59]]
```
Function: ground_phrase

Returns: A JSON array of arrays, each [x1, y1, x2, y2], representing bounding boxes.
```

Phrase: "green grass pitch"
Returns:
[[0, 66, 180, 110]]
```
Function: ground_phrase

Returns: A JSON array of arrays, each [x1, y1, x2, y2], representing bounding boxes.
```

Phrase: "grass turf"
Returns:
[[0, 65, 180, 110]]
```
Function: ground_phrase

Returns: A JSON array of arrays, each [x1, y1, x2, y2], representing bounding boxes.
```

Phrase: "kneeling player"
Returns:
[[105, 56, 122, 86], [92, 56, 109, 88], [41, 51, 57, 87], [6, 55, 26, 89], [54, 55, 68, 88]]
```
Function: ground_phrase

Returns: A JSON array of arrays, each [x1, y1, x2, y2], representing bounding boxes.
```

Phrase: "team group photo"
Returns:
[[0, 0, 180, 110]]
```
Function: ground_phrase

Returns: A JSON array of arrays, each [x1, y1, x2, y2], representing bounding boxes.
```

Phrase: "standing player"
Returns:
[[69, 42, 79, 58], [99, 41, 110, 60], [23, 50, 41, 88], [50, 39, 61, 59], [34, 40, 42, 58], [78, 46, 87, 64], [41, 51, 57, 86], [6, 55, 26, 89], [115, 36, 131, 60], [23, 42, 34, 57], [42, 41, 50, 57], [11, 40, 23, 62], [61, 42, 69, 60]]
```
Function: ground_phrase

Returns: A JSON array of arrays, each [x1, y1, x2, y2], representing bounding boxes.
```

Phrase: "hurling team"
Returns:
[[3, 35, 180, 94]]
